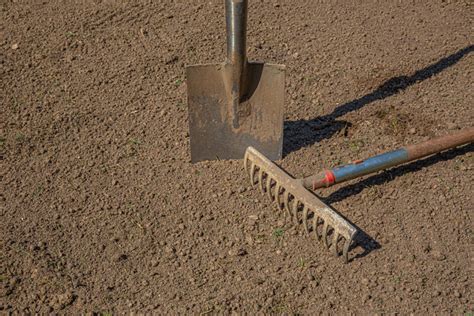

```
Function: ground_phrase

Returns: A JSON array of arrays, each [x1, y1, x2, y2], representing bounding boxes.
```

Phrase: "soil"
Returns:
[[1, 0, 473, 314]]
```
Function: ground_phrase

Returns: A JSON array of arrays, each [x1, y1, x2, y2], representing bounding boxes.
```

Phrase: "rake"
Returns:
[[244, 127, 474, 262], [245, 147, 357, 262]]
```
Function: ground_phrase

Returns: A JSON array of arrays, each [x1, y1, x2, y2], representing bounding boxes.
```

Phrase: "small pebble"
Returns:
[[430, 250, 446, 261], [165, 246, 175, 253], [237, 248, 247, 256]]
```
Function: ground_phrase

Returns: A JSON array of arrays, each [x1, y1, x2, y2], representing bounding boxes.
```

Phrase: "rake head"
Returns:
[[244, 147, 358, 262]]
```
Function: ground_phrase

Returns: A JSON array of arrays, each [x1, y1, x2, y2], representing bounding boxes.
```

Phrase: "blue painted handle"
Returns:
[[332, 149, 409, 183], [303, 127, 474, 190]]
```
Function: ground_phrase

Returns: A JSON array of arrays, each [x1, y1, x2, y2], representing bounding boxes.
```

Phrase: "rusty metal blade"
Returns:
[[186, 62, 285, 163]]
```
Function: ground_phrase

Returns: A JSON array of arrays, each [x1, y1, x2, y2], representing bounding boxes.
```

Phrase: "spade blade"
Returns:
[[186, 61, 285, 163]]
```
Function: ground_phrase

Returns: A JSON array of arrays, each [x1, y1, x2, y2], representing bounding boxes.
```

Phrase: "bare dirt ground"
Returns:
[[1, 0, 473, 314]]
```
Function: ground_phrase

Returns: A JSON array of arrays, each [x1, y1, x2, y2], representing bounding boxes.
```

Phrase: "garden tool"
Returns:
[[302, 127, 474, 190], [187, 0, 285, 163], [244, 127, 474, 262]]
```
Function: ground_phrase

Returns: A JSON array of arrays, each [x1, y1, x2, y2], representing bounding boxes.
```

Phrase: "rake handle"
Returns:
[[303, 127, 474, 190]]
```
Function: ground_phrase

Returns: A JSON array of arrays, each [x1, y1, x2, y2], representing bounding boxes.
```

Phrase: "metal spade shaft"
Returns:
[[225, 0, 248, 129], [186, 0, 285, 162], [302, 127, 474, 190]]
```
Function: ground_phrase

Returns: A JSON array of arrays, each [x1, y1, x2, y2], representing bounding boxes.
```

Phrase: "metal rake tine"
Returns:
[[258, 169, 265, 193], [312, 216, 321, 241], [250, 162, 256, 186], [342, 238, 351, 264], [302, 205, 309, 234], [322, 221, 330, 249], [244, 151, 249, 172], [275, 184, 283, 211], [266, 176, 273, 200], [292, 199, 299, 225], [332, 232, 340, 256], [283, 191, 291, 217]]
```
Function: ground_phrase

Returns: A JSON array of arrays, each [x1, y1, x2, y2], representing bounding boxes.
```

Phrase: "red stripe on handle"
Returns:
[[325, 170, 336, 186]]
